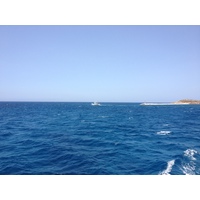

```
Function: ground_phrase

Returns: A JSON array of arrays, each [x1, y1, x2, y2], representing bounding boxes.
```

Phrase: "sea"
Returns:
[[0, 102, 200, 175]]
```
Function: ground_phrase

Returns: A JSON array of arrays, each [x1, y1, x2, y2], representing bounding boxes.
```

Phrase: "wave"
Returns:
[[181, 162, 196, 175], [140, 103, 174, 106], [156, 131, 171, 135], [159, 149, 198, 175], [180, 149, 198, 175], [184, 149, 197, 160], [159, 159, 175, 175]]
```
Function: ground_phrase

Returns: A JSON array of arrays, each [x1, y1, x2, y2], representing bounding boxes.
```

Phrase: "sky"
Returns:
[[0, 25, 200, 102]]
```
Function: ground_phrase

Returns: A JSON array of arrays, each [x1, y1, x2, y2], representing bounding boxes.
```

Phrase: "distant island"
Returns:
[[173, 99, 200, 105], [140, 99, 200, 106]]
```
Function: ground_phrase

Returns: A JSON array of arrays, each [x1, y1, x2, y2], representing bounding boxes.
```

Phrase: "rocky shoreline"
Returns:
[[173, 99, 200, 105], [140, 99, 200, 106]]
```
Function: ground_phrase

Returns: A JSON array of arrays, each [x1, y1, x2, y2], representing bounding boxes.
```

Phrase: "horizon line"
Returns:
[[0, 100, 174, 103]]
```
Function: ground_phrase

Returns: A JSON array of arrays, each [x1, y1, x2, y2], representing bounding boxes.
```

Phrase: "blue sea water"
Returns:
[[0, 102, 200, 175]]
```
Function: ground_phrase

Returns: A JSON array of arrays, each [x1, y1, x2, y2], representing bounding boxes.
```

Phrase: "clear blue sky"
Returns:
[[0, 26, 200, 102]]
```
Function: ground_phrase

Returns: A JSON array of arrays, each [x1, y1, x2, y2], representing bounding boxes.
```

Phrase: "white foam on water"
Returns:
[[182, 163, 196, 175], [159, 159, 175, 175], [184, 149, 197, 160], [141, 103, 173, 106], [180, 149, 198, 175], [156, 131, 171, 135]]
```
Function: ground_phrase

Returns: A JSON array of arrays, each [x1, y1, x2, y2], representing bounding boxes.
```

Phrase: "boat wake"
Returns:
[[91, 102, 101, 106], [159, 160, 175, 175], [184, 149, 197, 161], [181, 149, 198, 175], [159, 149, 199, 175]]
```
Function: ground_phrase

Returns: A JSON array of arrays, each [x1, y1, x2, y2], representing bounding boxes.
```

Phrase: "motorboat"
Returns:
[[91, 102, 101, 106]]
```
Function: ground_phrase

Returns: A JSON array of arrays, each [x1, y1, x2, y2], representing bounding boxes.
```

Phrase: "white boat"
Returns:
[[91, 102, 101, 106]]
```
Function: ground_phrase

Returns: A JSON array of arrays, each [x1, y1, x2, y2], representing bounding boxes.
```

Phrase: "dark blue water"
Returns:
[[0, 102, 200, 175]]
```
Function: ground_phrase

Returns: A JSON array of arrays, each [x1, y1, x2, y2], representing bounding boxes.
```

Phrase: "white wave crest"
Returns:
[[159, 159, 175, 175], [180, 149, 198, 175], [157, 131, 171, 135], [182, 163, 196, 175], [184, 149, 197, 160]]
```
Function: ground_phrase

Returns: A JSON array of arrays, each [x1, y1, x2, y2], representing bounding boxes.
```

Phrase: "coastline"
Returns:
[[141, 99, 200, 106], [173, 99, 200, 105]]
